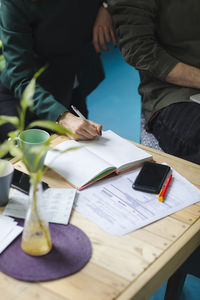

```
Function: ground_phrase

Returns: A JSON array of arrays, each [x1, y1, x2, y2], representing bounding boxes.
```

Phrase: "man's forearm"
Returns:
[[166, 62, 200, 89]]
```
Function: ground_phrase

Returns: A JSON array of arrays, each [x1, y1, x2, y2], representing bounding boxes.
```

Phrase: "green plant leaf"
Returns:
[[8, 130, 20, 140], [30, 169, 44, 185], [0, 141, 9, 158], [52, 146, 81, 152], [9, 144, 23, 159], [20, 77, 35, 111], [0, 55, 5, 72], [0, 159, 7, 173], [27, 120, 77, 137], [0, 135, 22, 159], [60, 146, 81, 154], [33, 64, 48, 79], [0, 115, 19, 127], [20, 65, 48, 112]]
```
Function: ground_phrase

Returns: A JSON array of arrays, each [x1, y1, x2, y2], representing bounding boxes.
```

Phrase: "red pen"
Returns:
[[158, 174, 172, 202]]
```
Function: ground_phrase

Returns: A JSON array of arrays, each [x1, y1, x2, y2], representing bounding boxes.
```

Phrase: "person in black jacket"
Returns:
[[0, 0, 116, 141]]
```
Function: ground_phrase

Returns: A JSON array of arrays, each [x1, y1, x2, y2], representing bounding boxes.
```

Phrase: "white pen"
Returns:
[[71, 105, 90, 124], [71, 105, 102, 136]]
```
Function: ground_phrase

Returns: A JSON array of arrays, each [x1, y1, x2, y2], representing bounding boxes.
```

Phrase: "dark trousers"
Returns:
[[178, 245, 200, 278], [149, 102, 200, 165], [164, 245, 200, 300], [0, 82, 87, 143]]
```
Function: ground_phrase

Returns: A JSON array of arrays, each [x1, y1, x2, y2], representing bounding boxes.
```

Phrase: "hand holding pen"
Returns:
[[71, 105, 102, 138], [57, 106, 102, 140], [71, 105, 90, 124]]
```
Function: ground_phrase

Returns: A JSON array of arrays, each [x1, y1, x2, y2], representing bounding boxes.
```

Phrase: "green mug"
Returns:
[[16, 129, 50, 172]]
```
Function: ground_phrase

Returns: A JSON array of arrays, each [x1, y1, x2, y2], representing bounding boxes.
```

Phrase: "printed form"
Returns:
[[3, 188, 76, 225], [75, 168, 200, 235]]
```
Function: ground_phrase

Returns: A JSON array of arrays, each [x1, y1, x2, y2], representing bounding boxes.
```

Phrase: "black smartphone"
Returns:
[[132, 162, 171, 194], [11, 169, 49, 195]]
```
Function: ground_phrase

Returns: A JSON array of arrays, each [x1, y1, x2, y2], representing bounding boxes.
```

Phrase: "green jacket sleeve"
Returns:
[[0, 0, 67, 121], [107, 0, 179, 81]]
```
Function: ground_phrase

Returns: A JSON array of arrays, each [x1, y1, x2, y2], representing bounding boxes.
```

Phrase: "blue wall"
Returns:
[[87, 44, 141, 143]]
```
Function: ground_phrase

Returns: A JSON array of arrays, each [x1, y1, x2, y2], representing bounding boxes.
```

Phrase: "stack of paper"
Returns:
[[3, 188, 76, 225], [0, 215, 23, 254], [74, 167, 200, 235]]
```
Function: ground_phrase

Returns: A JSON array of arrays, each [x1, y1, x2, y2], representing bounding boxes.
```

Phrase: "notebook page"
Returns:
[[45, 140, 114, 189], [78, 130, 152, 172]]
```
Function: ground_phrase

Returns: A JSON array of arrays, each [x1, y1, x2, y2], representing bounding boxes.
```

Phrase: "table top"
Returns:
[[1, 135, 200, 300]]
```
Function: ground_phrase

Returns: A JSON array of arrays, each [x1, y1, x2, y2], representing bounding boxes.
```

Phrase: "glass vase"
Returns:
[[21, 180, 52, 256]]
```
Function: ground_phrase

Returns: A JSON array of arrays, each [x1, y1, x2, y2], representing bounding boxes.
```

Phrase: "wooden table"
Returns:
[[1, 135, 200, 300]]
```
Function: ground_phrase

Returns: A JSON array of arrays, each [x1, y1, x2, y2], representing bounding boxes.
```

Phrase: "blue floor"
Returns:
[[87, 44, 200, 300]]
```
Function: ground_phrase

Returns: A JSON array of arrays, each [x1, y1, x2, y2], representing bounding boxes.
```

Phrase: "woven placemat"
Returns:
[[0, 221, 92, 282]]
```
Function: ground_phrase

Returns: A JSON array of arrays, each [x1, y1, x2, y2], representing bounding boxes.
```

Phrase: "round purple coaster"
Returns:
[[0, 222, 92, 282]]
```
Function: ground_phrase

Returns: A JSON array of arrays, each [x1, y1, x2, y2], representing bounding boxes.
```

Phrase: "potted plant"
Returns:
[[0, 67, 77, 256]]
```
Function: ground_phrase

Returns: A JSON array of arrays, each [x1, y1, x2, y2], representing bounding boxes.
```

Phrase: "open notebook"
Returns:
[[44, 130, 152, 190]]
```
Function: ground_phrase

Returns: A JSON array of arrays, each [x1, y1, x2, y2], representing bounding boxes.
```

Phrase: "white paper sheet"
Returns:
[[74, 168, 200, 235], [3, 188, 76, 225], [0, 215, 23, 254]]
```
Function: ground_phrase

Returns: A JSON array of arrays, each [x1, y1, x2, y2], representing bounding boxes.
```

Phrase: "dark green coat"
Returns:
[[0, 0, 104, 121], [108, 0, 200, 123]]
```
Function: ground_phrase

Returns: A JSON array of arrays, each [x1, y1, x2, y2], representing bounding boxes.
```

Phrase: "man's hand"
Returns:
[[58, 112, 102, 140], [93, 6, 117, 53]]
